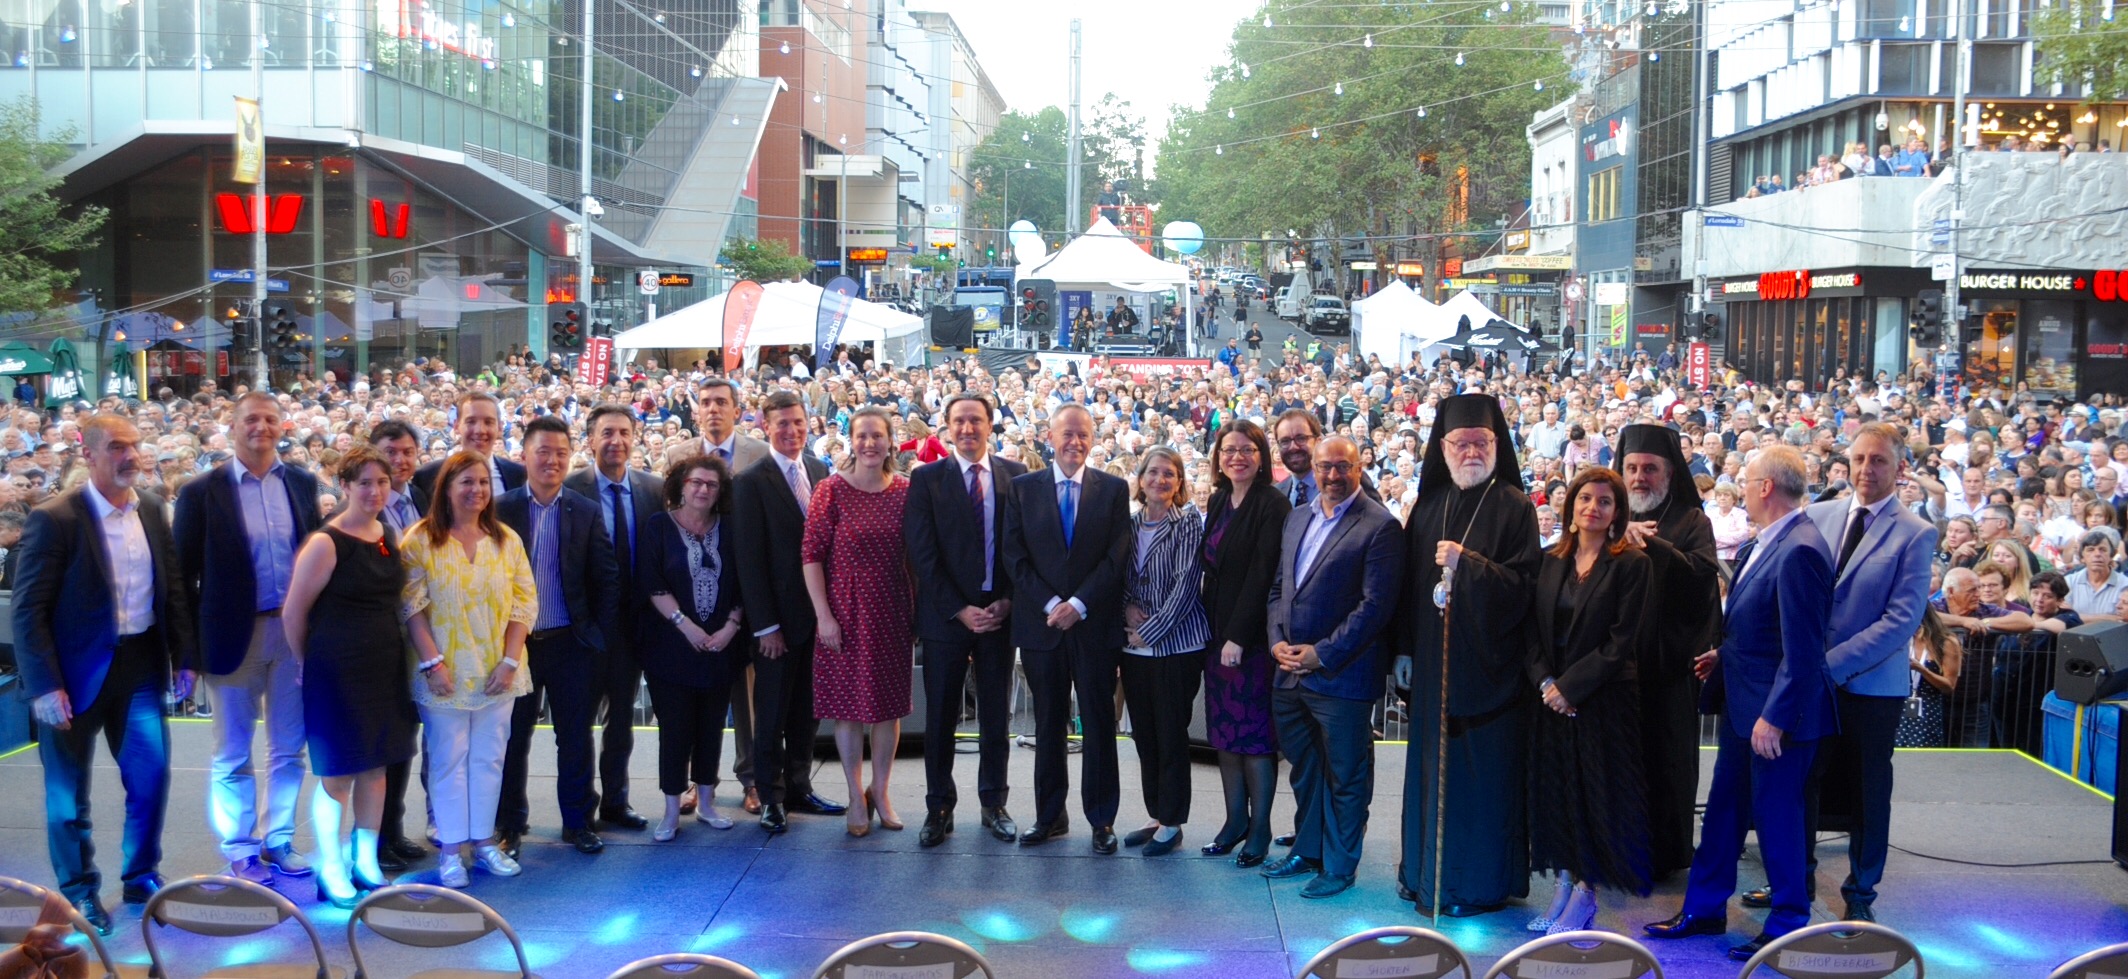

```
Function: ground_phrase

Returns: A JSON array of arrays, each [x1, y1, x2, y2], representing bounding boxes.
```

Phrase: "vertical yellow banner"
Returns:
[[233, 97, 263, 184]]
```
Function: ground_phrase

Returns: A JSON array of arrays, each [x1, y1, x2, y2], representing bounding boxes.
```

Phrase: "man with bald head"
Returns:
[[1261, 435, 1404, 899]]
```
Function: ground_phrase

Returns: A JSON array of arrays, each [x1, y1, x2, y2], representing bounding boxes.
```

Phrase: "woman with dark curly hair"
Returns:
[[1523, 466, 1653, 934]]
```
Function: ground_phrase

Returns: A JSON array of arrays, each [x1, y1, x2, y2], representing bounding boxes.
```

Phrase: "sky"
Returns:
[[912, 0, 1263, 173]]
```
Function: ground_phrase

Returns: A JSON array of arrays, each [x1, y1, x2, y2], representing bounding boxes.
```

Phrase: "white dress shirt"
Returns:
[[1044, 466, 1088, 618], [1738, 505, 1808, 589], [85, 486, 156, 635]]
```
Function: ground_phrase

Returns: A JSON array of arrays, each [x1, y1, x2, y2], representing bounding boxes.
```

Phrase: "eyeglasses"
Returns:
[[1313, 461, 1355, 475], [1218, 445, 1260, 458], [1276, 436, 1315, 449], [1443, 437, 1495, 454]]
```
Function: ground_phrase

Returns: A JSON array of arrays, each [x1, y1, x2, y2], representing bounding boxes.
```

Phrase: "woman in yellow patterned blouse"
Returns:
[[402, 450, 536, 889]]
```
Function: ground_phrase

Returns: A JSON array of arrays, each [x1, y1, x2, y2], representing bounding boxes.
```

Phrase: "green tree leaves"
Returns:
[[0, 98, 108, 317]]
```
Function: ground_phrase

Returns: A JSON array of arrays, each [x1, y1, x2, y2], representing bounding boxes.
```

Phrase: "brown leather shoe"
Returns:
[[742, 787, 762, 814], [679, 787, 698, 815]]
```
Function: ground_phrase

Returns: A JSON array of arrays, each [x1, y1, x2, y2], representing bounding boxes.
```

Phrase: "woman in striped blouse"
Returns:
[[1119, 447, 1212, 857]]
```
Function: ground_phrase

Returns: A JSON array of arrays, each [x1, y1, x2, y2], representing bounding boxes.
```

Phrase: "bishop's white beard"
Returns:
[[1449, 459, 1492, 490], [1628, 487, 1668, 515]]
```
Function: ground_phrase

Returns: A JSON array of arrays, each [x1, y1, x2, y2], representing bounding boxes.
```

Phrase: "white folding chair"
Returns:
[[140, 875, 338, 979], [0, 874, 119, 979], [1296, 925, 1473, 979], [346, 883, 532, 979], [2049, 941, 2128, 979], [604, 952, 762, 979], [811, 931, 994, 979], [1734, 920, 1923, 979], [1482, 930, 1664, 979]]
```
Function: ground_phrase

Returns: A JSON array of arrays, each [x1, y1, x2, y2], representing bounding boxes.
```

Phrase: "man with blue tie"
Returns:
[[904, 393, 1026, 847], [1262, 435, 1404, 899], [564, 404, 665, 831], [174, 391, 323, 884], [1647, 445, 1836, 960], [365, 419, 430, 872], [1003, 403, 1133, 853], [16, 414, 196, 934], [1794, 423, 1936, 922], [498, 416, 621, 856]]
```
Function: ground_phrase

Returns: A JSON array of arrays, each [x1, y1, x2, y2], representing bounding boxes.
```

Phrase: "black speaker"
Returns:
[[2056, 621, 2128, 705], [927, 306, 973, 349], [2115, 731, 2128, 868]]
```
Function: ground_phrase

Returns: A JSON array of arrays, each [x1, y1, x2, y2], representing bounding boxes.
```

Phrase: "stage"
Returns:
[[1, 721, 2122, 978]]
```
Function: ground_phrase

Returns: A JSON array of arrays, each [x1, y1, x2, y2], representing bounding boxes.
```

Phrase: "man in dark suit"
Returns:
[[1271, 408, 1380, 510], [1001, 403, 1132, 854], [564, 403, 665, 829], [173, 391, 323, 884], [1790, 422, 1937, 922], [16, 414, 196, 934], [731, 390, 848, 833], [1647, 445, 1836, 960], [410, 392, 526, 503], [1260, 435, 1404, 899], [497, 416, 620, 856], [904, 393, 1026, 847], [367, 419, 430, 871], [655, 380, 765, 816]]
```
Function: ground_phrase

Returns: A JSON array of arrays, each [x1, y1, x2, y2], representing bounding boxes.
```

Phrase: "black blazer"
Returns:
[[732, 452, 831, 646], [1001, 467, 1132, 651], [1524, 547, 1651, 708], [13, 487, 195, 708], [1201, 483, 1292, 653], [636, 510, 743, 689], [411, 455, 527, 508], [902, 452, 1027, 642], [173, 461, 324, 676], [562, 466, 666, 567], [494, 486, 618, 653]]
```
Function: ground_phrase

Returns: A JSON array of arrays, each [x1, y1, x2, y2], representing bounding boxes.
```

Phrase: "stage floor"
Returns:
[[1, 721, 2122, 978]]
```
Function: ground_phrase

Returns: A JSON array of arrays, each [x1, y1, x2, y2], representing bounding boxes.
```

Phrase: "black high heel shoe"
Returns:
[[1234, 846, 1269, 869], [1201, 822, 1246, 856]]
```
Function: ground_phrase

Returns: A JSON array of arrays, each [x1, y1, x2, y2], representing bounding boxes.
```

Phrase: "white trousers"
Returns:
[[207, 615, 308, 861], [420, 698, 514, 846]]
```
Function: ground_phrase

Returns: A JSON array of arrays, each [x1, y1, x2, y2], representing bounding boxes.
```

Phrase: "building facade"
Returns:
[[909, 10, 1001, 255], [4, 0, 777, 394]]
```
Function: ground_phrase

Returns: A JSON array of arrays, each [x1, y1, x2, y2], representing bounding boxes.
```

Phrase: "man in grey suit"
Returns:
[[1260, 435, 1405, 899], [660, 378, 768, 814], [1796, 422, 1936, 922], [564, 403, 665, 830]]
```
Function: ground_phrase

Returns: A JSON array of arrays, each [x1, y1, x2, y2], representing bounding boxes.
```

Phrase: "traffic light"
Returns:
[[1701, 310, 1720, 341], [1018, 278, 1055, 333], [265, 305, 298, 349], [550, 303, 585, 350], [1912, 290, 1944, 345]]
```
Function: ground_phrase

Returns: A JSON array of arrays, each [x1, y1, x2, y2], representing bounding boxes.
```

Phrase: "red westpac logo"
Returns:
[[370, 199, 412, 239], [215, 193, 304, 234]]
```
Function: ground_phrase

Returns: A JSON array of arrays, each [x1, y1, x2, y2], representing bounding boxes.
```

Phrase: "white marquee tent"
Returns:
[[1352, 281, 1458, 365], [614, 280, 927, 366], [1016, 217, 1202, 353], [1440, 289, 1516, 332]]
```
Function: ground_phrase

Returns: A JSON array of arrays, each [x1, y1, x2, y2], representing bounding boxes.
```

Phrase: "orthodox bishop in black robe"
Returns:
[[1617, 423, 1723, 879], [1397, 394, 1541, 915]]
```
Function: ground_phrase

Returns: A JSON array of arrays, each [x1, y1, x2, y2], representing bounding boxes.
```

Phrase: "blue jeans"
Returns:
[[41, 646, 171, 904]]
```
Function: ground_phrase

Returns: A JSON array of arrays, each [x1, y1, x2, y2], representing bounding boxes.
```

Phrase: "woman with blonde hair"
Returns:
[[401, 451, 536, 888], [1118, 447, 1210, 856]]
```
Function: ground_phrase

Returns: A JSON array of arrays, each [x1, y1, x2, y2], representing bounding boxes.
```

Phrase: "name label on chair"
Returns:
[[1514, 961, 1637, 979], [160, 902, 280, 927], [1336, 953, 1437, 977], [1777, 950, 1900, 973], [846, 965, 958, 979], [0, 906, 40, 928], [366, 908, 488, 935]]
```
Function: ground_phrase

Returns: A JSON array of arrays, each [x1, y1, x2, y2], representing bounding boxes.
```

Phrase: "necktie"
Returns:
[[608, 484, 633, 581], [716, 445, 731, 465], [1060, 478, 1077, 548], [787, 460, 810, 516], [1293, 479, 1312, 508], [967, 463, 986, 510], [1836, 505, 1871, 576]]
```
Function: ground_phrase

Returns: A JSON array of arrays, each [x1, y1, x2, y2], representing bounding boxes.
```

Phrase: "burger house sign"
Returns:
[[1720, 270, 1864, 300]]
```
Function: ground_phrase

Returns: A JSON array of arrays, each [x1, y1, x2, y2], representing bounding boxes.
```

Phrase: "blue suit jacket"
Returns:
[[1267, 494, 1405, 702], [1708, 511, 1837, 740], [495, 486, 619, 653], [1807, 498, 1938, 698], [172, 461, 323, 676], [12, 487, 195, 708]]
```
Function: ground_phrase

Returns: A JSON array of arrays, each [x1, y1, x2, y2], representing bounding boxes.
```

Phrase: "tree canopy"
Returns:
[[718, 235, 815, 282], [965, 95, 1154, 247], [0, 98, 107, 317], [1154, 3, 1559, 275], [2031, 3, 2128, 101]]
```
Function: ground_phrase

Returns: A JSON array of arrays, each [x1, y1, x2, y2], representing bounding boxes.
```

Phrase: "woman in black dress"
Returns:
[[639, 453, 746, 841], [1197, 420, 1291, 867], [283, 447, 415, 907], [1524, 466, 1652, 935]]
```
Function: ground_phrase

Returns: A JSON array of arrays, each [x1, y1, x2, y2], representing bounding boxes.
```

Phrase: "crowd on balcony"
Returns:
[[1741, 131, 2119, 200]]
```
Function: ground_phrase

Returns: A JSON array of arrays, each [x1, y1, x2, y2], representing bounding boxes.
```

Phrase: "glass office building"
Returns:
[[1, 0, 777, 392]]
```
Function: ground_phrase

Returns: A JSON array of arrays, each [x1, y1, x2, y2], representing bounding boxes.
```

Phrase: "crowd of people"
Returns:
[[10, 336, 2128, 959], [1741, 131, 2120, 198]]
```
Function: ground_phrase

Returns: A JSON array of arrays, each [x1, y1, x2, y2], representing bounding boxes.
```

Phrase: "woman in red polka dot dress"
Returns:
[[802, 406, 915, 836]]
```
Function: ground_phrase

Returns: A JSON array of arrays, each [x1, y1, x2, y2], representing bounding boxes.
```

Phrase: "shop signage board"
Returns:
[[1594, 282, 1630, 306]]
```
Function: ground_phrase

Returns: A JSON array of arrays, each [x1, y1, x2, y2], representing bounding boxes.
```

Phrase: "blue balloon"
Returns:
[[1161, 221, 1205, 255]]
